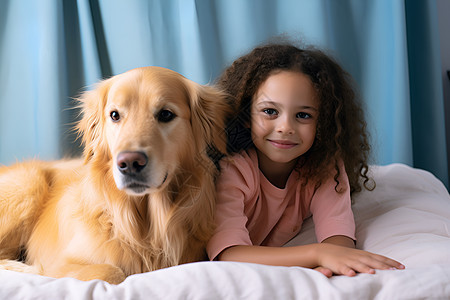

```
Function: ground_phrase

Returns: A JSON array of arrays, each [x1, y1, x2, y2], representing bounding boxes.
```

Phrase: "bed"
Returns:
[[1, 163, 449, 299]]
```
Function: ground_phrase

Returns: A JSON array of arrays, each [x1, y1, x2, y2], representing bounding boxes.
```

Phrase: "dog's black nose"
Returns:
[[117, 151, 148, 174]]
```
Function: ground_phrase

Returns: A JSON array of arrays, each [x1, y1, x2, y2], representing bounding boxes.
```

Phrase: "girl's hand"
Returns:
[[315, 243, 404, 277]]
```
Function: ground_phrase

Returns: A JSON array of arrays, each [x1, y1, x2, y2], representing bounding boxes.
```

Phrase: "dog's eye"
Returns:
[[110, 111, 120, 122], [157, 109, 176, 123]]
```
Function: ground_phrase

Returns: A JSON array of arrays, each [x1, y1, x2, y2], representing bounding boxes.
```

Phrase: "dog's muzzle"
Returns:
[[114, 151, 168, 195]]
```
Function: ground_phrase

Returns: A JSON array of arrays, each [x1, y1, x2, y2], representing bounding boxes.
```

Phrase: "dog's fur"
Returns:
[[0, 67, 230, 284]]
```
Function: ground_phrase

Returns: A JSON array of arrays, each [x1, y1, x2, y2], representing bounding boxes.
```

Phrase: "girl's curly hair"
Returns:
[[217, 42, 374, 194]]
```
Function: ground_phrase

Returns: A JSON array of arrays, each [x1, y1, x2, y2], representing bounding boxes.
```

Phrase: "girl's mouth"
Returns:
[[268, 139, 298, 149]]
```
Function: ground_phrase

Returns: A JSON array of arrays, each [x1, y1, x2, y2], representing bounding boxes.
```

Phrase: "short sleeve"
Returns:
[[206, 155, 256, 260], [310, 162, 356, 242]]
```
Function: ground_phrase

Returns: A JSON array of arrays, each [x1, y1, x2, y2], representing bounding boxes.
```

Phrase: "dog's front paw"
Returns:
[[0, 259, 41, 274], [65, 263, 126, 284]]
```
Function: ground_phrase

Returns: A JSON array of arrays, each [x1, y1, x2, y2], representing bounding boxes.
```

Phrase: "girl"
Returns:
[[207, 42, 404, 277]]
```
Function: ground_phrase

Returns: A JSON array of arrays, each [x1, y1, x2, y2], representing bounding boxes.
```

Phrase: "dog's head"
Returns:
[[77, 67, 231, 196]]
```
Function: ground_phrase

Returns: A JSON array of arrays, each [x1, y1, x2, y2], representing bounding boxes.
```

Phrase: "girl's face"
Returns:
[[251, 70, 319, 172]]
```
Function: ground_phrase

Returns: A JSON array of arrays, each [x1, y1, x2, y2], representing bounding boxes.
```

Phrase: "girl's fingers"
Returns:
[[348, 260, 376, 274], [342, 267, 356, 277], [337, 253, 404, 276], [347, 253, 405, 275], [314, 266, 333, 278], [365, 253, 405, 270]]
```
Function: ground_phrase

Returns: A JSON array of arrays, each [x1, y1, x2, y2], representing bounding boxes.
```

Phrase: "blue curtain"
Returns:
[[0, 0, 448, 189]]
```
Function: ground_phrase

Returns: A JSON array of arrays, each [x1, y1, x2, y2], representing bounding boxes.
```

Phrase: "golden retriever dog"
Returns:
[[0, 66, 231, 284]]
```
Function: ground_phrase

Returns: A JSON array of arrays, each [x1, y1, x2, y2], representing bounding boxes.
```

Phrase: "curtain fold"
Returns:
[[405, 0, 448, 187], [0, 0, 447, 188]]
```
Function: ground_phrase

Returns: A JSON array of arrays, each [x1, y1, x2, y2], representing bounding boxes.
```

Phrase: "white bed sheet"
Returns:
[[1, 163, 449, 299]]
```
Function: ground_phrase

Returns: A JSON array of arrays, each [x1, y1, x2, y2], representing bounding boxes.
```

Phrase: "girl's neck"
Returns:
[[255, 150, 298, 189]]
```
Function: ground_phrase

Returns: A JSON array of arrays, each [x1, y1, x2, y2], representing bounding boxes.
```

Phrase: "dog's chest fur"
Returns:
[[25, 165, 182, 276]]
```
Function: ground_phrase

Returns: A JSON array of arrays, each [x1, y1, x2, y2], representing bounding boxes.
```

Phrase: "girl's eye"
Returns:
[[296, 112, 312, 119], [157, 109, 176, 123], [263, 108, 278, 116], [110, 111, 120, 122]]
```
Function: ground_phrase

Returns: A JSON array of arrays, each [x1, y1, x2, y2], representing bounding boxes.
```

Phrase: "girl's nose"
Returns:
[[276, 117, 295, 134]]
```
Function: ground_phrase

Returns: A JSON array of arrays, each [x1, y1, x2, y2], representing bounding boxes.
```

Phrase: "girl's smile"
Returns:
[[267, 139, 299, 149]]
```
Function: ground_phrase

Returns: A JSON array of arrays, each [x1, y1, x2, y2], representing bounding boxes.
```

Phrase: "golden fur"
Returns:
[[0, 67, 230, 284]]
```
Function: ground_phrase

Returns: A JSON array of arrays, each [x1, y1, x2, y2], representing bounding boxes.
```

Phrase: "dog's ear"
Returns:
[[185, 80, 232, 159], [76, 78, 113, 163]]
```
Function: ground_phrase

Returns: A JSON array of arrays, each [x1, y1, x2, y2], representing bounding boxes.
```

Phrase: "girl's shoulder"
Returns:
[[221, 148, 258, 169], [218, 149, 260, 187]]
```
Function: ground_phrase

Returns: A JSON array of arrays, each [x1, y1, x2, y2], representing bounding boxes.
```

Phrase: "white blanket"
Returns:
[[1, 163, 449, 299]]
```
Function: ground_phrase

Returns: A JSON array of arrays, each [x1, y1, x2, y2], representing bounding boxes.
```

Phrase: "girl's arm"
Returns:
[[218, 243, 404, 277]]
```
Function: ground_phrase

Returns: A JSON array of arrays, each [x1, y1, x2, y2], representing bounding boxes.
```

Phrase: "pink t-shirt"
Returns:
[[207, 148, 356, 260]]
